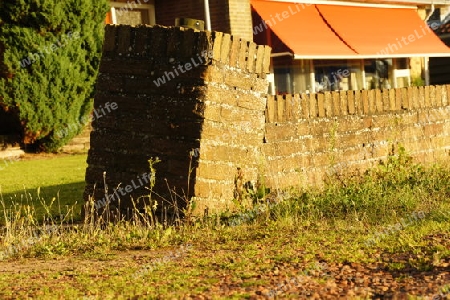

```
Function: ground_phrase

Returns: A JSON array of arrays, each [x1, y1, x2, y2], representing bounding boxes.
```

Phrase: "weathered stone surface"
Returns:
[[86, 24, 450, 219], [85, 25, 269, 217]]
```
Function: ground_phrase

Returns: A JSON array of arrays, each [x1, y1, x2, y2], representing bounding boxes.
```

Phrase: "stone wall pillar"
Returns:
[[84, 25, 270, 218]]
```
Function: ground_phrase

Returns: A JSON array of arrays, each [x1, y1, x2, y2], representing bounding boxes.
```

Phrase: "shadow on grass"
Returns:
[[0, 181, 86, 225]]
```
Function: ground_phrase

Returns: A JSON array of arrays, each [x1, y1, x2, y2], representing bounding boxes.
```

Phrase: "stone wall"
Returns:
[[84, 25, 270, 217], [264, 87, 450, 189], [85, 24, 450, 218], [60, 124, 91, 153], [192, 30, 270, 212]]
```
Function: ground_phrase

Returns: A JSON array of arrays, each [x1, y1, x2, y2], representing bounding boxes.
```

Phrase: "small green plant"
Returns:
[[411, 77, 425, 87]]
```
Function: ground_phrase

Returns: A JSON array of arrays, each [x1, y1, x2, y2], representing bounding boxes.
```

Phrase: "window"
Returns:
[[272, 56, 314, 94], [314, 60, 363, 92], [364, 59, 392, 89], [108, 1, 155, 25], [364, 58, 411, 89]]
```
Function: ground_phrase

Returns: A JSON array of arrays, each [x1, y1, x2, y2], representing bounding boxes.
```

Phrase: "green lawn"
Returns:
[[0, 154, 87, 223], [0, 151, 449, 298]]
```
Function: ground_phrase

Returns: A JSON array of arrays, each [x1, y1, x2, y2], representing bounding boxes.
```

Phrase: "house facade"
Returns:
[[107, 0, 253, 41], [252, 0, 450, 94], [107, 0, 450, 94], [430, 15, 450, 84]]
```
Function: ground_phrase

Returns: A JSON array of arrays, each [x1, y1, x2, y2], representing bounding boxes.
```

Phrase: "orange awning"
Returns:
[[251, 0, 358, 58], [251, 0, 450, 59], [316, 4, 450, 58]]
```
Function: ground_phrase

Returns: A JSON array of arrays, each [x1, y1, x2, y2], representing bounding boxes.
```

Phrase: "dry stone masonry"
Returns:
[[85, 24, 450, 217], [264, 87, 450, 189], [84, 25, 270, 217]]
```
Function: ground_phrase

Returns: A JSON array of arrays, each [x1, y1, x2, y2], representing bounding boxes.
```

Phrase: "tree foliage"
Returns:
[[0, 0, 108, 151]]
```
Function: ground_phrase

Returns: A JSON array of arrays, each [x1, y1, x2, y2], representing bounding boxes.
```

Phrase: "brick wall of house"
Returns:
[[154, 0, 253, 41], [228, 0, 253, 41], [155, 0, 230, 34]]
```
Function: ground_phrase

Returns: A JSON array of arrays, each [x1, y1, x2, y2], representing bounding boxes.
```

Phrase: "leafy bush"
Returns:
[[0, 0, 108, 152]]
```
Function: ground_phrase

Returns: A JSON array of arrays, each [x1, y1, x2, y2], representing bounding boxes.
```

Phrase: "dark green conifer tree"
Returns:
[[0, 0, 108, 151]]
